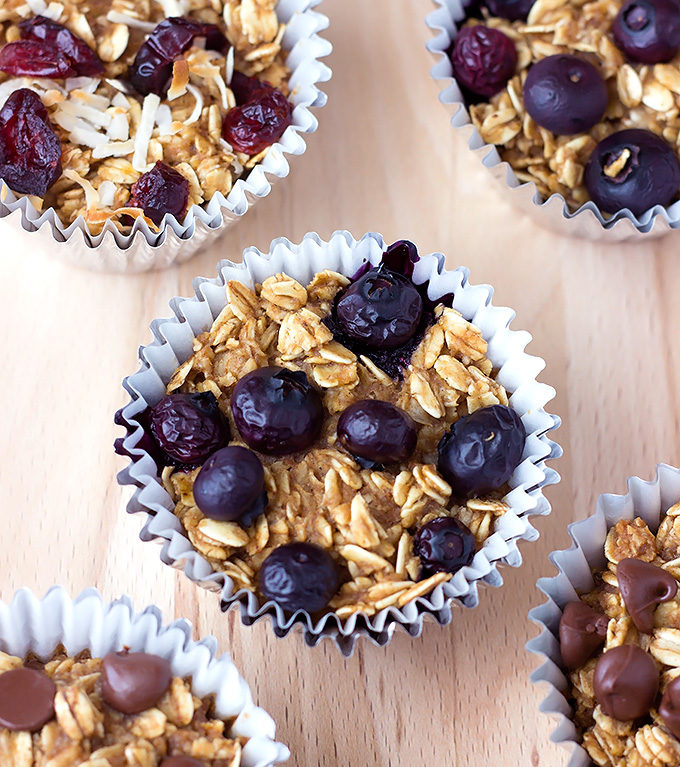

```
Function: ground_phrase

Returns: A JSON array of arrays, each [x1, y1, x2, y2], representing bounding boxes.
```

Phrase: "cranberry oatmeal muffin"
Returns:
[[0, 647, 248, 765], [450, 0, 680, 216], [557, 503, 680, 766], [0, 0, 292, 233], [135, 240, 528, 621]]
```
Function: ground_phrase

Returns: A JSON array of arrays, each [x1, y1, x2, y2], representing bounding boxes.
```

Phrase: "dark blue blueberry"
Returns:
[[334, 265, 423, 350], [231, 366, 323, 456], [193, 446, 266, 526], [149, 391, 229, 465], [585, 129, 680, 215], [414, 517, 476, 575], [437, 404, 525, 495], [483, 0, 535, 21], [613, 0, 680, 64], [382, 239, 419, 278], [258, 543, 340, 613], [337, 399, 417, 465], [523, 55, 608, 135]]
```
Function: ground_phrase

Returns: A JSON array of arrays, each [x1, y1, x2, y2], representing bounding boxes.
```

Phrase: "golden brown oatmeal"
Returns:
[[161, 270, 513, 619]]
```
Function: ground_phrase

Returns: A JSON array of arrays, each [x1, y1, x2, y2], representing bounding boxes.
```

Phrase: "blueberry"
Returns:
[[414, 517, 476, 575], [337, 399, 418, 465], [437, 405, 525, 495], [523, 55, 608, 135], [483, 0, 535, 21], [258, 543, 340, 613], [585, 129, 680, 215], [382, 239, 419, 278], [613, 0, 680, 64], [231, 367, 323, 456], [451, 25, 517, 99], [193, 446, 266, 526], [149, 392, 229, 465], [334, 265, 423, 350]]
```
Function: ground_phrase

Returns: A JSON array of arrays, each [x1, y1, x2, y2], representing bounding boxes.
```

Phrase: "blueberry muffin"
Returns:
[[557, 504, 680, 765], [0, 648, 247, 765], [452, 0, 680, 216], [129, 240, 527, 620], [0, 0, 291, 233]]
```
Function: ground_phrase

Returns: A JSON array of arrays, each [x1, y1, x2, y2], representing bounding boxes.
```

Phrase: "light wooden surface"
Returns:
[[1, 1, 680, 764]]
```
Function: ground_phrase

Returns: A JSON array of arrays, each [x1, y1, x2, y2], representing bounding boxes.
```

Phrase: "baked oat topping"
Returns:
[[458, 0, 680, 213], [143, 243, 525, 620], [0, 0, 290, 233], [558, 503, 680, 767], [0, 648, 246, 766]]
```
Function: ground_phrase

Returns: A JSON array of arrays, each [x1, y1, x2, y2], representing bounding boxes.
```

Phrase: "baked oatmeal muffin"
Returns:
[[557, 504, 680, 766], [449, 0, 680, 217], [0, 648, 250, 765], [0, 0, 293, 233], [123, 239, 530, 622]]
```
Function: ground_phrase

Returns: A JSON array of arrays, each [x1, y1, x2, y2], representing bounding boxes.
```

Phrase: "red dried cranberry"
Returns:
[[128, 161, 189, 225], [19, 15, 103, 76], [0, 40, 74, 78], [230, 70, 273, 104], [0, 88, 62, 196], [451, 25, 517, 98], [129, 17, 227, 96], [222, 88, 292, 154]]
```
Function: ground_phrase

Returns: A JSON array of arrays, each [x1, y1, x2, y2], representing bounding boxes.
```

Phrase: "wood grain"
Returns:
[[1, 1, 680, 764]]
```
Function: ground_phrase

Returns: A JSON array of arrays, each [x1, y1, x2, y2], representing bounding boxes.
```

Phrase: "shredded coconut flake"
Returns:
[[107, 111, 130, 141], [43, 2, 64, 20], [225, 46, 234, 86], [93, 139, 135, 159], [97, 181, 116, 208], [132, 93, 160, 171], [71, 89, 110, 110], [154, 0, 188, 16], [25, 0, 47, 13], [183, 84, 203, 125], [167, 60, 190, 101], [51, 111, 108, 148], [63, 169, 99, 210], [57, 99, 112, 129], [105, 79, 133, 95], [155, 104, 173, 136], [65, 77, 99, 94], [105, 11, 157, 32], [213, 71, 229, 111], [111, 92, 130, 109]]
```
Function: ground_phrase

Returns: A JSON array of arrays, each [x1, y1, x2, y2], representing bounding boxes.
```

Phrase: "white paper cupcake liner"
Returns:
[[0, 586, 289, 766], [115, 229, 561, 656], [527, 463, 680, 767], [0, 0, 331, 272], [425, 0, 680, 241]]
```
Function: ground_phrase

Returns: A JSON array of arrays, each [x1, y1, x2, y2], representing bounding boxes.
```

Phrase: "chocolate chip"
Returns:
[[660, 677, 680, 739], [0, 667, 56, 731], [617, 558, 677, 633], [101, 650, 172, 715], [161, 758, 205, 767], [559, 601, 609, 669], [593, 645, 659, 720]]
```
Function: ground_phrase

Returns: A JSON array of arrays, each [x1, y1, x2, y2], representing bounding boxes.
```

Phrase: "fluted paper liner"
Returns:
[[527, 464, 680, 766], [425, 0, 680, 240], [0, 586, 289, 766], [0, 0, 331, 272], [116, 229, 561, 656]]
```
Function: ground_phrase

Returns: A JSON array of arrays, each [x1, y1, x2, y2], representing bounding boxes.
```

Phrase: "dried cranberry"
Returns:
[[0, 89, 62, 197], [19, 15, 103, 76], [230, 70, 273, 104], [451, 25, 517, 98], [129, 161, 189, 225], [0, 40, 74, 78], [222, 88, 292, 154], [129, 17, 227, 96]]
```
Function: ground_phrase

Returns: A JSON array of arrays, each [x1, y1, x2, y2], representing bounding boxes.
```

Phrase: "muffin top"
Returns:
[[558, 503, 680, 765], [453, 0, 680, 216], [0, 648, 245, 765], [141, 240, 528, 620], [0, 0, 290, 234]]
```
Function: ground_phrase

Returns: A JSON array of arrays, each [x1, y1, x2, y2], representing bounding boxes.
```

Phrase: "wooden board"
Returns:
[[2, 1, 680, 763]]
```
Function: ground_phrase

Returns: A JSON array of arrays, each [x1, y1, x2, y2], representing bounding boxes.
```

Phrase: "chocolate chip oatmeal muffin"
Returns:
[[557, 504, 680, 766], [0, 0, 292, 233], [451, 0, 680, 217], [0, 648, 247, 765], [125, 239, 529, 622]]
